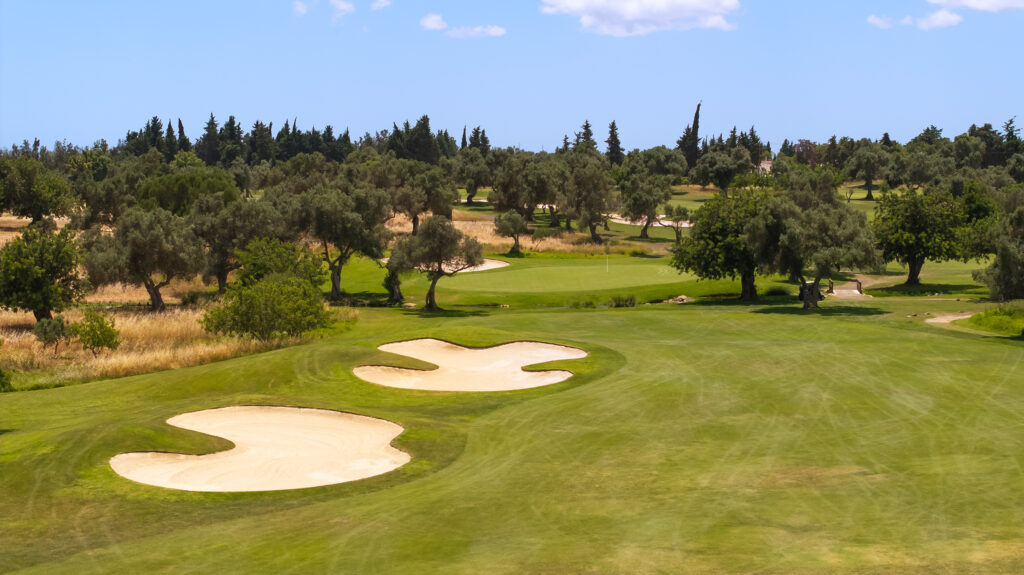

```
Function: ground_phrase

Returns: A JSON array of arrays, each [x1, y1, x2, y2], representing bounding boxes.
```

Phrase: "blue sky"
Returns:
[[1, 0, 1021, 153]]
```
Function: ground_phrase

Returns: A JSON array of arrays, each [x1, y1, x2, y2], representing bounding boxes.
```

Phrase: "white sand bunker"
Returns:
[[353, 338, 588, 392], [110, 406, 410, 492], [381, 258, 508, 273]]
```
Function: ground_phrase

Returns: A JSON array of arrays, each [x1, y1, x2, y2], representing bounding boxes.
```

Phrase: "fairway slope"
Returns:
[[354, 338, 587, 392], [110, 406, 410, 492]]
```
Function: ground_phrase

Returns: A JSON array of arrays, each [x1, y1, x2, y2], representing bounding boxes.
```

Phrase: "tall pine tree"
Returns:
[[177, 119, 191, 152], [605, 121, 624, 166], [461, 126, 468, 150], [195, 113, 220, 166]]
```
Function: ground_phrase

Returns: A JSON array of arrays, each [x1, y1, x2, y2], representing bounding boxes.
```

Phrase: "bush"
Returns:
[[33, 316, 72, 356], [608, 295, 637, 308], [967, 302, 1024, 337], [72, 311, 120, 357], [0, 368, 11, 393], [236, 238, 327, 288], [203, 277, 331, 341]]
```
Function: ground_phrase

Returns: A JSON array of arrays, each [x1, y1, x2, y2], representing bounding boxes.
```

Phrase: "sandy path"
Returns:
[[381, 258, 509, 274], [110, 406, 409, 492], [830, 282, 873, 300], [925, 313, 974, 325], [354, 339, 588, 392]]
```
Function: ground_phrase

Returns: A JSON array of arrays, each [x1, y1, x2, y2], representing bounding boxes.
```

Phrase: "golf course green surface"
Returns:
[[2, 257, 1023, 573]]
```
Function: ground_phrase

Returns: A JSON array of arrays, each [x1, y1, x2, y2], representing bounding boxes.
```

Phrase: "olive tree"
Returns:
[[83, 207, 205, 311], [0, 226, 87, 321], [389, 215, 483, 310]]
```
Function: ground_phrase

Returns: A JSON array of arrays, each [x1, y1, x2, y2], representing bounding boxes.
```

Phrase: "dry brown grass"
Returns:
[[0, 306, 356, 390]]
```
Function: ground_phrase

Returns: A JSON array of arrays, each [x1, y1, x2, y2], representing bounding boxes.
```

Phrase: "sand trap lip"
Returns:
[[926, 313, 974, 325], [110, 406, 410, 492], [380, 258, 509, 274], [353, 338, 588, 392]]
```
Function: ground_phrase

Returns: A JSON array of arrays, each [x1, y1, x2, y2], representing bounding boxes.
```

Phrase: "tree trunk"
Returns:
[[145, 282, 166, 312], [384, 268, 403, 304], [640, 218, 651, 239], [411, 214, 420, 235], [32, 309, 53, 322], [588, 222, 602, 244], [865, 179, 874, 201], [511, 235, 520, 254], [425, 275, 442, 311], [548, 206, 560, 228], [906, 257, 924, 286], [564, 216, 572, 232], [216, 270, 229, 294], [739, 270, 758, 301], [603, 217, 610, 231], [329, 264, 342, 301], [674, 228, 683, 244], [466, 187, 476, 204], [802, 278, 822, 310]]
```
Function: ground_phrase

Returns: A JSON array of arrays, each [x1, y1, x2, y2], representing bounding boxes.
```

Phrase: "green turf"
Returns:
[[3, 257, 1023, 573]]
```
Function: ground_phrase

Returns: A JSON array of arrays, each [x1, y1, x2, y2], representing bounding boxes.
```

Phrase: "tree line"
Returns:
[[1, 109, 1022, 326]]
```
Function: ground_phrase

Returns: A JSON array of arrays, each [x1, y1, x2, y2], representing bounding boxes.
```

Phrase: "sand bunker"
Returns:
[[607, 214, 691, 227], [110, 406, 409, 492], [926, 313, 974, 325], [353, 339, 588, 392], [381, 258, 508, 274]]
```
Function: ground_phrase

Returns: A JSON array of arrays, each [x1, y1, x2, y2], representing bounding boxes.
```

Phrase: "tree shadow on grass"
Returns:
[[753, 305, 887, 317], [686, 295, 799, 308], [401, 308, 491, 319], [867, 283, 985, 297]]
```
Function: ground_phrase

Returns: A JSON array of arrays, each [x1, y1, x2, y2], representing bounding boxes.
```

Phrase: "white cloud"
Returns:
[[539, 0, 740, 36], [370, 0, 391, 10], [900, 15, 914, 25], [330, 0, 355, 22], [927, 0, 1024, 12], [867, 14, 892, 28], [293, 0, 308, 16], [917, 8, 963, 28], [446, 25, 507, 38], [420, 13, 448, 30]]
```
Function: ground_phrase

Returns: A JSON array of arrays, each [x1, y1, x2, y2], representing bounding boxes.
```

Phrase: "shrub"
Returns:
[[608, 295, 637, 308], [235, 238, 327, 289], [0, 368, 11, 393], [33, 316, 72, 356], [203, 277, 331, 341], [72, 311, 120, 357], [967, 302, 1024, 337]]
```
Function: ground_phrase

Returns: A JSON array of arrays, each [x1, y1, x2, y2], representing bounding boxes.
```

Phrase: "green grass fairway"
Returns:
[[3, 289, 1024, 573]]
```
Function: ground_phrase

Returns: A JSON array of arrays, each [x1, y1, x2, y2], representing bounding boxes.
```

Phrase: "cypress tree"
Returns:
[[177, 119, 191, 152], [163, 122, 177, 162], [679, 102, 702, 168], [461, 126, 468, 150], [605, 120, 624, 166], [196, 113, 220, 166], [479, 129, 491, 155]]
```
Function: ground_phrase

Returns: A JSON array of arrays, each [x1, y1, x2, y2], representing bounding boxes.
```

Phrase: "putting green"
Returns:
[[443, 257, 686, 293]]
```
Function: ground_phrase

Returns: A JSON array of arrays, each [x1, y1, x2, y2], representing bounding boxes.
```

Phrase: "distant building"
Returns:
[[757, 159, 773, 174]]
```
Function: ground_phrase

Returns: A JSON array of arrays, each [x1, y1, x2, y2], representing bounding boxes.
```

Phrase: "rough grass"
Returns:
[[967, 302, 1024, 337], [0, 308, 273, 389]]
